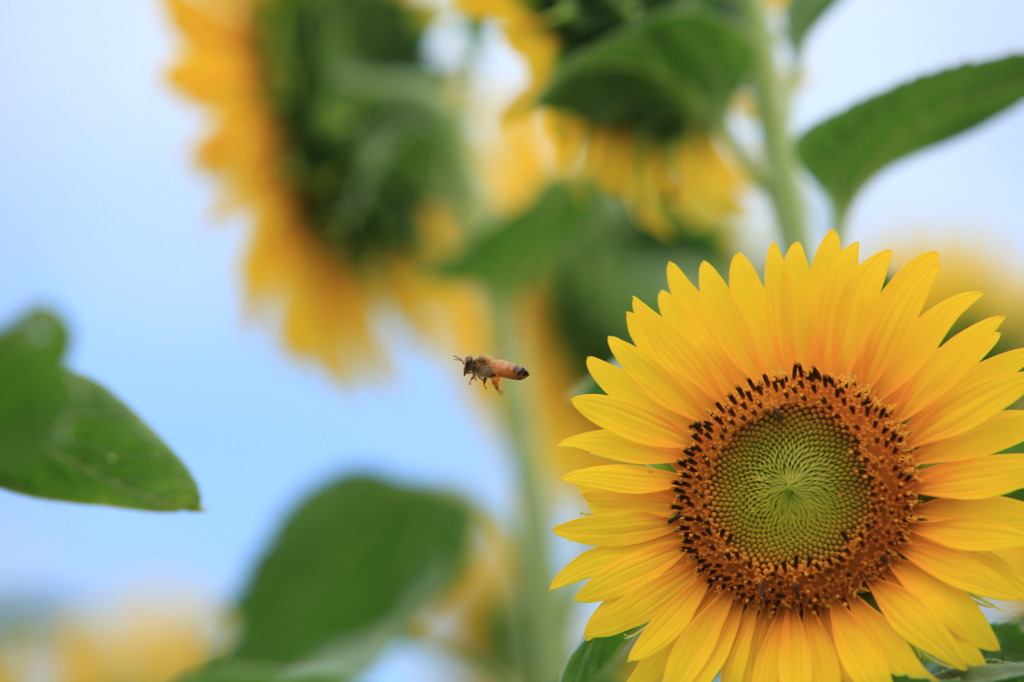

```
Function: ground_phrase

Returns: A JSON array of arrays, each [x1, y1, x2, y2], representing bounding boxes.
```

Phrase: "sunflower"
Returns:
[[554, 232, 1024, 681], [460, 0, 746, 240], [166, 0, 490, 376]]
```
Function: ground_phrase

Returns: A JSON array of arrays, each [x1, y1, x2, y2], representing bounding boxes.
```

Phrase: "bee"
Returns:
[[453, 354, 529, 394]]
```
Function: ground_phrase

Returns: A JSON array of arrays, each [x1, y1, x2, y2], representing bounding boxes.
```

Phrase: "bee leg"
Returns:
[[492, 377, 504, 395], [467, 375, 476, 386]]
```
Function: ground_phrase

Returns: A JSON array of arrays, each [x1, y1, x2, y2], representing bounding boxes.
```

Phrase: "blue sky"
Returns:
[[0, 0, 1022, 677]]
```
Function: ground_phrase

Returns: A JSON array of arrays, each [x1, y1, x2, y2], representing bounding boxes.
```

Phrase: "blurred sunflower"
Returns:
[[0, 597, 221, 682], [555, 232, 1024, 681], [461, 0, 747, 239], [166, 0, 491, 376]]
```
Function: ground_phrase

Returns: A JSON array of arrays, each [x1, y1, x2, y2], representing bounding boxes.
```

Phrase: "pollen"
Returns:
[[671, 363, 920, 613]]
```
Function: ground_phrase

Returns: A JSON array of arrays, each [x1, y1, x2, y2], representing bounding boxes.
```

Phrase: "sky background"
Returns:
[[0, 0, 1022, 678]]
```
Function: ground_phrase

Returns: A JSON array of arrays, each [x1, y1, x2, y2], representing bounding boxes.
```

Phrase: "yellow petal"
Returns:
[[918, 454, 1024, 499], [905, 537, 1024, 600], [802, 613, 841, 682], [689, 600, 744, 682], [551, 546, 608, 589], [915, 497, 1024, 550], [915, 410, 1024, 464], [873, 292, 982, 400], [628, 572, 708, 659], [663, 594, 740, 682], [889, 561, 997, 651], [776, 610, 814, 682], [572, 394, 686, 448], [581, 488, 673, 515], [913, 350, 1024, 446], [575, 539, 684, 602], [871, 578, 966, 668], [551, 536, 679, 590], [626, 645, 671, 682], [854, 252, 940, 386], [607, 336, 706, 419], [720, 609, 770, 682], [847, 598, 932, 679], [587, 356, 690, 424], [697, 260, 758, 377], [560, 429, 680, 465], [835, 251, 891, 370], [829, 604, 894, 682], [889, 316, 1002, 420], [584, 564, 692, 638], [563, 464, 677, 494], [553, 511, 672, 547]]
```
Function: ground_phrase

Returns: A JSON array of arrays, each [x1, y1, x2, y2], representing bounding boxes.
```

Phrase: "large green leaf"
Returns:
[[233, 476, 471, 672], [799, 56, 1024, 219], [788, 0, 840, 48], [0, 310, 200, 511], [542, 5, 751, 136], [560, 632, 636, 682]]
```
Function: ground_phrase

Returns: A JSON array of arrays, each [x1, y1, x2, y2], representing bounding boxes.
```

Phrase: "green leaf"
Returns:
[[443, 185, 590, 292], [234, 476, 471, 672], [560, 632, 636, 682], [991, 621, 1024, 661], [542, 5, 751, 136], [788, 0, 839, 48], [799, 56, 1024, 219], [0, 310, 200, 511], [177, 659, 344, 682]]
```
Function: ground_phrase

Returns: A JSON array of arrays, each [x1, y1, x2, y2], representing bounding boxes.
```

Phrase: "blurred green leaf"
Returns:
[[0, 310, 200, 511], [233, 476, 471, 673], [788, 0, 839, 48], [178, 659, 343, 682], [560, 632, 636, 682], [799, 56, 1024, 219], [991, 621, 1024, 661], [443, 185, 590, 291], [542, 5, 751, 136]]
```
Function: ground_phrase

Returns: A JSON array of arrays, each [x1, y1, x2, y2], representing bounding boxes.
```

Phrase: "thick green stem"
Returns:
[[491, 291, 564, 682], [740, 0, 808, 247]]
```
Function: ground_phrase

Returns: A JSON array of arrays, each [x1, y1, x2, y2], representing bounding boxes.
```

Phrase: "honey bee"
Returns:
[[453, 354, 529, 394]]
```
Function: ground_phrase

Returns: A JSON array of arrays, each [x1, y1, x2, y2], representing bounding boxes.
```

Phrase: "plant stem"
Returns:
[[492, 291, 563, 682], [740, 0, 808, 247]]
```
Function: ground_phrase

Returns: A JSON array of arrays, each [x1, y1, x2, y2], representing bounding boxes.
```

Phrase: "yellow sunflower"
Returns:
[[554, 231, 1024, 681], [460, 0, 746, 240], [166, 0, 491, 377]]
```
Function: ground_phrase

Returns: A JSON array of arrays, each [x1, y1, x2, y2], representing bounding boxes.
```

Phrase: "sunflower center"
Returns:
[[671, 364, 919, 613], [714, 404, 869, 563]]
